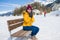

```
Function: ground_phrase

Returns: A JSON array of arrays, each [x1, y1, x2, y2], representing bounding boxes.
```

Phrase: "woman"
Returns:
[[22, 5, 39, 40]]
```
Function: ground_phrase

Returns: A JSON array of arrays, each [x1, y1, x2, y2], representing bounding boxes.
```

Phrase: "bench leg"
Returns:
[[10, 36, 13, 40], [9, 32, 13, 40], [21, 37, 28, 40], [14, 37, 28, 40]]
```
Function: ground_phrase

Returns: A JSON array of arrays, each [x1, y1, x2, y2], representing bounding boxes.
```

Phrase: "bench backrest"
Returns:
[[7, 18, 24, 31]]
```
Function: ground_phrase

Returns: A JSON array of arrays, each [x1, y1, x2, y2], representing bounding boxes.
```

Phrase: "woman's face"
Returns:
[[27, 8, 32, 13]]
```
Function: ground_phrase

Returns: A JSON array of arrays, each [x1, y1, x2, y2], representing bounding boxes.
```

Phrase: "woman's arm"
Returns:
[[31, 16, 35, 23], [23, 11, 31, 23]]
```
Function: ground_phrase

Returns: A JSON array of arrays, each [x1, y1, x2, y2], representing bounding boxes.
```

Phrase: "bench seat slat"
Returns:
[[11, 30, 31, 37], [11, 30, 23, 37]]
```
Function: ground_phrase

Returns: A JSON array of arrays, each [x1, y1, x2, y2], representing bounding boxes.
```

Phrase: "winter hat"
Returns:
[[26, 5, 32, 10]]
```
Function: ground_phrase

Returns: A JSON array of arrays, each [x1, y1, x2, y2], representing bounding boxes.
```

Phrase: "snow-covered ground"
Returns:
[[0, 12, 60, 40], [47, 10, 60, 16]]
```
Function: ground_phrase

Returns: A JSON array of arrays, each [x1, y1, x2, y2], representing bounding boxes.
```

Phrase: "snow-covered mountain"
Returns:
[[46, 0, 60, 11], [0, 11, 14, 16]]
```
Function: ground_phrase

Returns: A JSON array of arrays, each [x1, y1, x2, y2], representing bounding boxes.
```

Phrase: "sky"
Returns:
[[0, 0, 34, 12], [0, 0, 55, 13]]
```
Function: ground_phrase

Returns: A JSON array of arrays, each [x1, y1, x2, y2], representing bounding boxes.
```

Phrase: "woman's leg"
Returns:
[[30, 26, 39, 40], [31, 26, 39, 36], [23, 26, 39, 36], [23, 26, 32, 31], [23, 26, 39, 40]]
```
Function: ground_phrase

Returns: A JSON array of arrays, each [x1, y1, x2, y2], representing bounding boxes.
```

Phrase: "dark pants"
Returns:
[[23, 26, 39, 36]]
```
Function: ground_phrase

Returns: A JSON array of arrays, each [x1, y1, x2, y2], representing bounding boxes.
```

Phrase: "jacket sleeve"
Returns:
[[23, 11, 31, 23], [31, 16, 35, 23]]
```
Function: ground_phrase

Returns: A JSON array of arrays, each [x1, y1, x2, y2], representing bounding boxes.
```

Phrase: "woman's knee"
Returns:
[[35, 27, 39, 32], [32, 26, 39, 32]]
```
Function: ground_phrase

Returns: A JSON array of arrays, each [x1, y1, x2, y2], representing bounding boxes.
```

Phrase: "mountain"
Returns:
[[0, 12, 14, 16], [46, 0, 60, 8], [55, 0, 60, 3], [46, 3, 53, 8]]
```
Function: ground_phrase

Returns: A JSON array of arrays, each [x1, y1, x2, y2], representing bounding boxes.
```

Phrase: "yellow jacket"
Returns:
[[22, 11, 35, 26]]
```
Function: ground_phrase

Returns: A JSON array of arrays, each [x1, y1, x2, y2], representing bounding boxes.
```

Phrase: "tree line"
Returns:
[[13, 2, 52, 16]]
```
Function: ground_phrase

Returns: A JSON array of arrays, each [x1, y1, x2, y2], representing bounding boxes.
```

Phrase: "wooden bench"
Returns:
[[7, 18, 32, 40]]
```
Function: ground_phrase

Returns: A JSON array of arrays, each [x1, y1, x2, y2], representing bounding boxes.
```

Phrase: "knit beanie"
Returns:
[[26, 5, 32, 10]]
